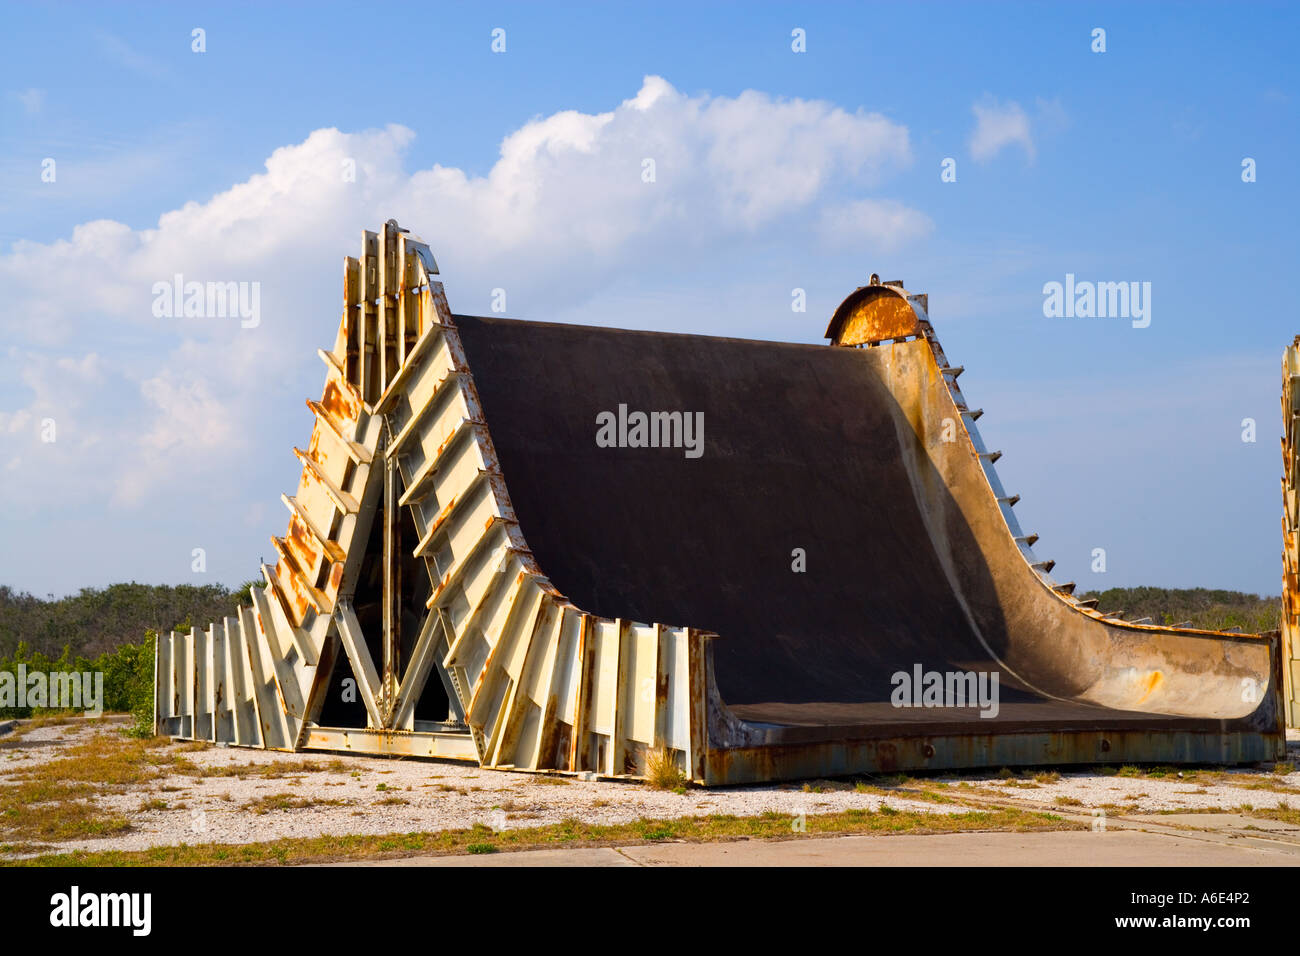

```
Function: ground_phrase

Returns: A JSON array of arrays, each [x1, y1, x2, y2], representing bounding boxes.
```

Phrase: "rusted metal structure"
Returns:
[[154, 224, 1286, 783], [1280, 338, 1300, 728]]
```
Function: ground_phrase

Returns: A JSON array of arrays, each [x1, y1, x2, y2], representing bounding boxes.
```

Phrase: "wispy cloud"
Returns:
[[9, 88, 45, 114], [969, 96, 1035, 163], [818, 197, 933, 249], [97, 32, 168, 80]]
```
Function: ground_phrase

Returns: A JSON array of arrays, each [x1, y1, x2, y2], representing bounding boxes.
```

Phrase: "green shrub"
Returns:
[[0, 632, 155, 735]]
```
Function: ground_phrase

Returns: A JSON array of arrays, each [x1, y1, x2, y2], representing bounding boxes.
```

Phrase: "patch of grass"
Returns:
[[996, 767, 1015, 780], [11, 733, 173, 787], [1191, 770, 1300, 795], [466, 843, 497, 854], [801, 778, 854, 793], [0, 732, 178, 842], [10, 804, 1084, 867], [917, 790, 955, 804], [138, 798, 168, 812], [1, 798, 132, 842], [1054, 796, 1083, 806], [961, 786, 1006, 799], [0, 716, 83, 750], [1273, 762, 1296, 775], [170, 757, 323, 780], [245, 793, 350, 815], [1033, 771, 1061, 784], [530, 775, 571, 786], [876, 773, 915, 787], [26, 715, 84, 729], [644, 746, 689, 791], [0, 841, 54, 855], [854, 781, 959, 805], [375, 797, 410, 806]]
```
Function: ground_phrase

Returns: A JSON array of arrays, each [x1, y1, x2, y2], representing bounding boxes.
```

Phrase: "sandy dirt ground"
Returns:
[[4, 718, 1300, 860]]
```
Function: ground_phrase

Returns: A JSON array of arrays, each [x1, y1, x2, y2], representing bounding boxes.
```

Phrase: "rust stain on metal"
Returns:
[[1140, 671, 1165, 702], [299, 462, 324, 498], [320, 376, 361, 423], [428, 568, 455, 605], [307, 426, 328, 467], [285, 515, 321, 571], [423, 494, 459, 541], [272, 559, 311, 625], [825, 284, 922, 346], [435, 420, 471, 459]]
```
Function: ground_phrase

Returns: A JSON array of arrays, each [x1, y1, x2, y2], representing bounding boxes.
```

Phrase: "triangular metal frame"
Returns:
[[156, 219, 708, 781]]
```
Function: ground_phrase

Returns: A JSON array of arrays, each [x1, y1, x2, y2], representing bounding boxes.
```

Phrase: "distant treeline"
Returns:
[[0, 582, 249, 660], [0, 582, 1285, 657], [1075, 586, 1281, 633], [0, 582, 258, 732], [0, 582, 1284, 729]]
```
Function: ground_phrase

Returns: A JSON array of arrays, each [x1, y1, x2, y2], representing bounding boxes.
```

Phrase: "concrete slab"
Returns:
[[335, 828, 1300, 867], [1123, 812, 1300, 833]]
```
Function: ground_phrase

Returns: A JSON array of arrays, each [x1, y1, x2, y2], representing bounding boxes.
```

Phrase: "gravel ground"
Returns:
[[4, 720, 1299, 858]]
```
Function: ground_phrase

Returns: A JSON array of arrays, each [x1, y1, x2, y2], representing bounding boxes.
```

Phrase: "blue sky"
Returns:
[[1, 1, 1297, 596]]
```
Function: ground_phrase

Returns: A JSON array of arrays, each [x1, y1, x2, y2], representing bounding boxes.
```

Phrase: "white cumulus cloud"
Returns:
[[0, 76, 930, 591]]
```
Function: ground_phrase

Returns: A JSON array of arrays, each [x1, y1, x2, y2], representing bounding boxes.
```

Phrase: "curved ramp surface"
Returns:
[[456, 313, 1280, 746], [454, 316, 994, 709]]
